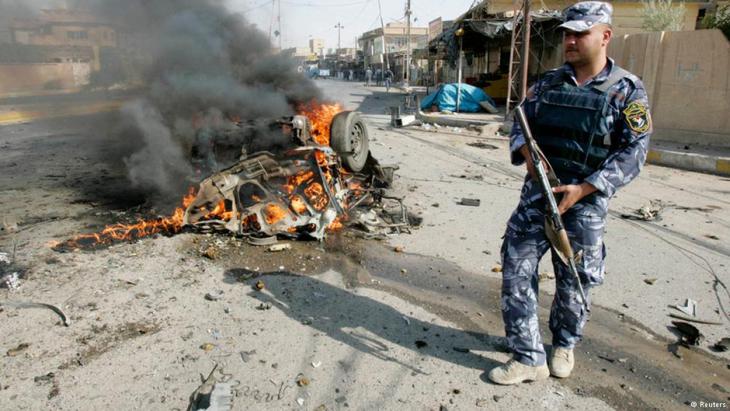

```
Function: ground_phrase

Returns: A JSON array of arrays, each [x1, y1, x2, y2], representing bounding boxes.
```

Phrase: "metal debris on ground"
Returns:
[[644, 278, 657, 285], [668, 313, 723, 325], [267, 244, 291, 252], [296, 375, 310, 387], [6, 342, 30, 357], [0, 300, 70, 326], [466, 141, 499, 150], [254, 280, 265, 291], [188, 364, 233, 411], [240, 350, 256, 363], [458, 198, 481, 207], [671, 321, 704, 346], [246, 235, 278, 246], [205, 291, 224, 301], [538, 271, 555, 282], [672, 298, 697, 317], [1, 272, 20, 290], [621, 200, 666, 221]]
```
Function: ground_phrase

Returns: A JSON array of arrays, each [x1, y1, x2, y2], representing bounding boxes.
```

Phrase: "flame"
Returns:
[[55, 187, 237, 250], [290, 195, 308, 215], [298, 101, 343, 146], [263, 203, 288, 225], [304, 182, 328, 211]]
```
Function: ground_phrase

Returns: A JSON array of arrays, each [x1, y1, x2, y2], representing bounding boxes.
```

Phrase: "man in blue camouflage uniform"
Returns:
[[488, 1, 652, 385]]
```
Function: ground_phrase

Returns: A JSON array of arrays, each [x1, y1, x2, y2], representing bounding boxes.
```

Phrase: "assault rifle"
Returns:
[[514, 104, 589, 312]]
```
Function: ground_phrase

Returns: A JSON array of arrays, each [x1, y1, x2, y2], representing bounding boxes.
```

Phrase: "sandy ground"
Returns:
[[1, 80, 729, 410]]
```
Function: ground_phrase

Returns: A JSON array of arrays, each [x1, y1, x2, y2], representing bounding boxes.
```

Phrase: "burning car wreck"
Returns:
[[185, 108, 398, 241], [53, 105, 405, 251]]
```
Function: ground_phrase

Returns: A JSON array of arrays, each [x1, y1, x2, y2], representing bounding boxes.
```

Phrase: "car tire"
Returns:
[[330, 111, 369, 173]]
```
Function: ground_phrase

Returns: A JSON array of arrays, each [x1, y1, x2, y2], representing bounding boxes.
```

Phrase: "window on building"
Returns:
[[67, 31, 88, 40]]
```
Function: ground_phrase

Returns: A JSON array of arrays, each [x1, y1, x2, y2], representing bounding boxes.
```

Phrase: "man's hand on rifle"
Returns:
[[552, 182, 598, 214]]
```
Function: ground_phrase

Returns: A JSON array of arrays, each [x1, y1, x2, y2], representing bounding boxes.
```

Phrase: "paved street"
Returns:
[[0, 80, 729, 410]]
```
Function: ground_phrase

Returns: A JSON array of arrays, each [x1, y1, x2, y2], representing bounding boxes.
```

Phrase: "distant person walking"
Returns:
[[384, 68, 394, 92], [365, 67, 373, 87]]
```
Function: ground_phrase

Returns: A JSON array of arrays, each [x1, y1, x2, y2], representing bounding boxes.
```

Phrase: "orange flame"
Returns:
[[303, 182, 328, 211], [263, 203, 288, 225], [54, 187, 199, 248], [298, 101, 343, 146]]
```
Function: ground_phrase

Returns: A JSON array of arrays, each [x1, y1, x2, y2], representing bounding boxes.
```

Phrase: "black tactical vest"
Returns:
[[530, 66, 630, 182]]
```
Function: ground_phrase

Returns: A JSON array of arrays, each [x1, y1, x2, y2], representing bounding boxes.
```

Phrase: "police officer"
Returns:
[[488, 1, 652, 385]]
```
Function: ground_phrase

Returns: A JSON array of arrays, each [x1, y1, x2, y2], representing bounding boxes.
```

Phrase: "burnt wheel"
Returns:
[[330, 111, 370, 172]]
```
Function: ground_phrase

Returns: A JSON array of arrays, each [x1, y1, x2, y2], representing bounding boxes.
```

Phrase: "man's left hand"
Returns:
[[552, 182, 598, 214]]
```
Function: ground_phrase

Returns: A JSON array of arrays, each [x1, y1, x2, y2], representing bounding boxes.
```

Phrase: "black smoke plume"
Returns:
[[83, 0, 321, 200]]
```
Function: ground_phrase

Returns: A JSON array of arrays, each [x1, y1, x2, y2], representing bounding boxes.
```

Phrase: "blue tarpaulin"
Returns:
[[420, 83, 496, 113]]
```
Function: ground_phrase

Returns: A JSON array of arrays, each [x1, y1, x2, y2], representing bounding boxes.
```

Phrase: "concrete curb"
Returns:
[[647, 147, 730, 176]]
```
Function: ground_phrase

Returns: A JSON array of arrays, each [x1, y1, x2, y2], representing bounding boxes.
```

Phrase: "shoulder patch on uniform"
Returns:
[[623, 101, 651, 133]]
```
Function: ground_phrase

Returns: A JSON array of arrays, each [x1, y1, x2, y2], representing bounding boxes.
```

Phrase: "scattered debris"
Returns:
[[0, 252, 10, 265], [621, 200, 666, 221], [247, 236, 278, 246], [6, 342, 29, 357], [492, 395, 503, 403], [205, 291, 224, 301], [202, 246, 219, 260], [34, 372, 55, 384], [296, 375, 310, 387], [705, 234, 720, 240], [467, 141, 499, 150], [240, 350, 256, 363], [296, 398, 305, 406], [400, 268, 407, 275], [538, 271, 555, 281], [491, 265, 502, 273], [393, 246, 405, 253], [188, 364, 233, 411], [643, 278, 657, 285], [414, 340, 428, 349], [402, 316, 411, 325], [669, 313, 723, 325], [255, 280, 265, 291], [1, 272, 20, 290], [672, 298, 697, 317], [0, 300, 70, 326], [712, 383, 729, 394], [256, 303, 272, 311], [671, 321, 703, 346], [711, 337, 730, 352], [200, 343, 216, 352], [268, 244, 291, 252], [457, 198, 481, 207], [475, 398, 490, 407]]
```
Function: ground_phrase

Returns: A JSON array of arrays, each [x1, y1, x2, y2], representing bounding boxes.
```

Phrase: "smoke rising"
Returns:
[[83, 0, 321, 200]]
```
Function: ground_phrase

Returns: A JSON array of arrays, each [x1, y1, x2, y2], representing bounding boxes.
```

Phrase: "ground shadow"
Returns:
[[224, 268, 504, 375]]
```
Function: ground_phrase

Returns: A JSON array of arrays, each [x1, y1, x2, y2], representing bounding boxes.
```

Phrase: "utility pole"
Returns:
[[520, 0, 531, 101], [405, 0, 412, 86], [334, 22, 344, 52], [277, 0, 282, 51], [377, 0, 390, 70]]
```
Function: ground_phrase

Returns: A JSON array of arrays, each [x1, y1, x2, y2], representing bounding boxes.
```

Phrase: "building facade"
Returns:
[[358, 22, 429, 68]]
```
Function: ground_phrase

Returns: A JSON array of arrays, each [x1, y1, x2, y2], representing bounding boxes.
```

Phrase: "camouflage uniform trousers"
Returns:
[[500, 180, 607, 366]]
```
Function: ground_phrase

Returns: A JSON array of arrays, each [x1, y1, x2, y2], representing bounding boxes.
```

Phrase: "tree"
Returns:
[[641, 0, 687, 32], [702, 4, 730, 40]]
